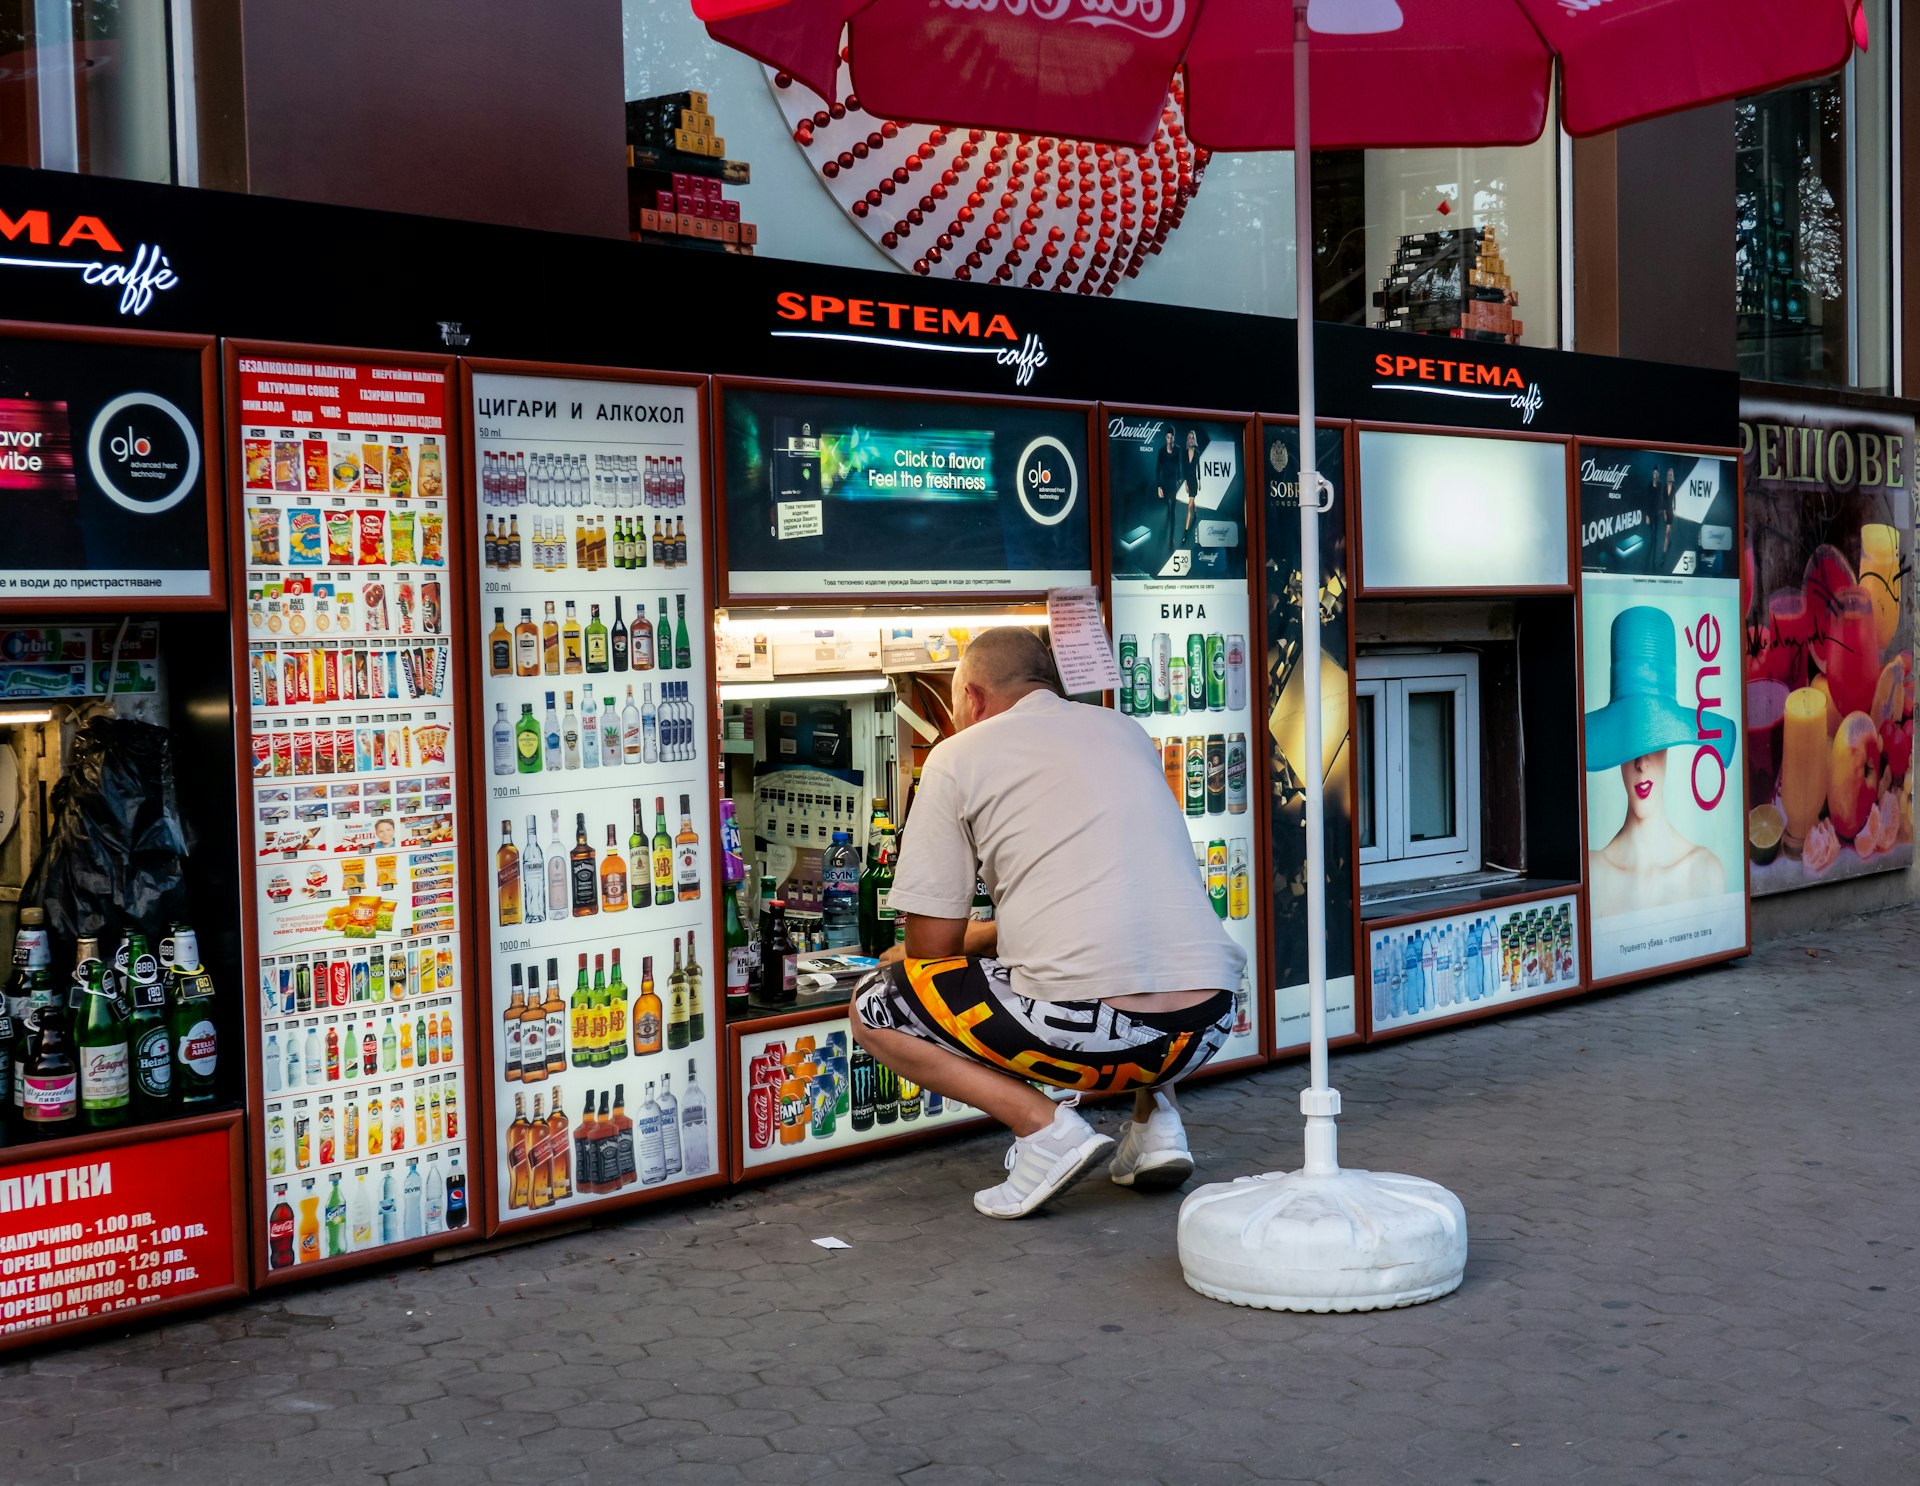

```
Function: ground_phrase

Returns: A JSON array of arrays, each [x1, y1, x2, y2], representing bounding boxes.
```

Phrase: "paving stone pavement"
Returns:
[[3, 905, 1917, 1486]]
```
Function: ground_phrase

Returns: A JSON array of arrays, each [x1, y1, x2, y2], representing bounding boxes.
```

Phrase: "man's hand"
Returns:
[[876, 942, 907, 967]]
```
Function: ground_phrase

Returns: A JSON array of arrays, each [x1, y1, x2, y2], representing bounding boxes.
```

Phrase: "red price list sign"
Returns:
[[0, 1123, 243, 1349]]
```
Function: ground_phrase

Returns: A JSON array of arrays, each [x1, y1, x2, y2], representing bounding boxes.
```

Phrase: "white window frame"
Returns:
[[1357, 652, 1481, 888]]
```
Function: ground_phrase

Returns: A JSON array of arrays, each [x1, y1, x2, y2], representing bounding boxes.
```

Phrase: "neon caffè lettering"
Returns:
[[776, 292, 1019, 342]]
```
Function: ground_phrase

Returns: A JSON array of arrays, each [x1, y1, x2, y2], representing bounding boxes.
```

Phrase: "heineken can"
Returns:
[[1226, 732, 1248, 814], [1131, 657, 1152, 717], [1117, 634, 1137, 714], [1186, 634, 1207, 711], [1151, 633, 1171, 713], [1184, 736, 1207, 816], [1168, 657, 1189, 716], [1206, 634, 1226, 711], [1205, 734, 1227, 814]]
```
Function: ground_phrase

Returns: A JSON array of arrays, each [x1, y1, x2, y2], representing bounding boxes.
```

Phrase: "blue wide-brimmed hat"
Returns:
[[1584, 605, 1737, 773]]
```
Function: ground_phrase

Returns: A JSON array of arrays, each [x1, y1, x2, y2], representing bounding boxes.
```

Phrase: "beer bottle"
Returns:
[[22, 980, 77, 1131], [860, 832, 898, 957], [124, 931, 173, 1123], [77, 950, 131, 1129], [166, 925, 219, 1106], [762, 901, 797, 1007], [723, 876, 751, 1021], [7, 908, 51, 1123]]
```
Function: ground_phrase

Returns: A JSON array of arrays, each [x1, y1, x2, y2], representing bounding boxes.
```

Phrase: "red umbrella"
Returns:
[[694, 0, 1869, 1311]]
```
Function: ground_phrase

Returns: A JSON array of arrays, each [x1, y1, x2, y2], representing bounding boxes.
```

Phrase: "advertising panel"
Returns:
[[1106, 410, 1261, 1061], [737, 1016, 982, 1173], [1739, 402, 1913, 893], [234, 351, 475, 1272], [719, 384, 1092, 595], [1358, 431, 1569, 591], [1581, 447, 1746, 984], [0, 330, 214, 601], [0, 1126, 239, 1347], [1261, 423, 1357, 1046], [470, 371, 720, 1222], [1367, 893, 1580, 1035]]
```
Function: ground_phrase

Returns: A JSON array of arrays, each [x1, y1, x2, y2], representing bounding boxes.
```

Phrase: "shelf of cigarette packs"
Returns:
[[240, 424, 474, 1266], [1111, 616, 1262, 1059], [474, 422, 718, 1220], [736, 1013, 984, 1175]]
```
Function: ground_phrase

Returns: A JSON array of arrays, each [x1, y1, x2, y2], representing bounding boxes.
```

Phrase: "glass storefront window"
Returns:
[[1734, 0, 1891, 393], [0, 0, 178, 183]]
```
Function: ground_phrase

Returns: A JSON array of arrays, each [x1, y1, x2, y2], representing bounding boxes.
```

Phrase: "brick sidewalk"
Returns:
[[4, 906, 1916, 1485]]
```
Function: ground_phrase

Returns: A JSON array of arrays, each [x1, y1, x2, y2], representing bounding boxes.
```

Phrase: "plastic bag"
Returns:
[[24, 717, 190, 950]]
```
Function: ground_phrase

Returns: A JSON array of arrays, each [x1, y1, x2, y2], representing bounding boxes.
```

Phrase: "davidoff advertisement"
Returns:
[[1740, 401, 1915, 894], [1581, 448, 1747, 984]]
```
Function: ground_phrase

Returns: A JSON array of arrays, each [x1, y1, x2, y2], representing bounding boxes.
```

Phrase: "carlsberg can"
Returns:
[[1186, 634, 1206, 711]]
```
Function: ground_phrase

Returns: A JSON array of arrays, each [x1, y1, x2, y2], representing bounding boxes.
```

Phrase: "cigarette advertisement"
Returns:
[[1739, 402, 1914, 894], [1581, 448, 1747, 984], [720, 384, 1092, 594], [1106, 410, 1261, 1058], [1261, 423, 1357, 1046], [0, 332, 212, 599]]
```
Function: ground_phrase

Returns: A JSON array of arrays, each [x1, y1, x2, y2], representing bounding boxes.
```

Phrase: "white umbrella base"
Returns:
[[1176, 1167, 1467, 1313]]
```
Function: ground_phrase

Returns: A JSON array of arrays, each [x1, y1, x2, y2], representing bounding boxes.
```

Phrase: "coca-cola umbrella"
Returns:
[[695, 0, 1868, 1311]]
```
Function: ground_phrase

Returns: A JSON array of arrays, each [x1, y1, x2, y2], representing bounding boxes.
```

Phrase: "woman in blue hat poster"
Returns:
[[1586, 604, 1739, 921]]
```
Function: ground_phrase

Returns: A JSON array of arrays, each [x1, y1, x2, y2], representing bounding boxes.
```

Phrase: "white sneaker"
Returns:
[[973, 1103, 1115, 1220], [1108, 1091, 1194, 1190]]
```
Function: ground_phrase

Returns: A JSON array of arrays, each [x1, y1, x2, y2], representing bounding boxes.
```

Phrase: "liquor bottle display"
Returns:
[[238, 354, 472, 1271], [470, 369, 718, 1222]]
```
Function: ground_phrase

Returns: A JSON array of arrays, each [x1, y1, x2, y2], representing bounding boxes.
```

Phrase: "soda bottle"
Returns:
[[268, 1184, 296, 1269], [166, 926, 219, 1106], [76, 953, 131, 1130], [446, 1150, 469, 1229], [324, 1173, 348, 1257]]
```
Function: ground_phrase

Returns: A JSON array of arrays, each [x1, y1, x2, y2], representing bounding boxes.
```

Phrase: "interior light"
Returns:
[[0, 708, 55, 727], [719, 676, 892, 701]]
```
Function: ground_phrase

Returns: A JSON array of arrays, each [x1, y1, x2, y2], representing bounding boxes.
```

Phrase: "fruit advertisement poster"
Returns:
[[1580, 448, 1747, 983], [1739, 402, 1914, 895]]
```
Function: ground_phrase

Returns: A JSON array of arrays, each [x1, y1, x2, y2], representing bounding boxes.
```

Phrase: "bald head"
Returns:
[[952, 625, 1062, 728]]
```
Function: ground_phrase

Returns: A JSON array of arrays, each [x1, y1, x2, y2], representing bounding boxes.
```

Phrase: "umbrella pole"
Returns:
[[1172, 4, 1468, 1314], [1290, 0, 1337, 1178]]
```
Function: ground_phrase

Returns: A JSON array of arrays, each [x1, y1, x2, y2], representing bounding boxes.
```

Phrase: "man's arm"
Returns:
[[884, 913, 997, 965]]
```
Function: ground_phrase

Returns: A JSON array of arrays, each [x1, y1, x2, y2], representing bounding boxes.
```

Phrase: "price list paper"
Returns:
[[235, 354, 474, 1271], [0, 1128, 237, 1345], [470, 372, 719, 1223]]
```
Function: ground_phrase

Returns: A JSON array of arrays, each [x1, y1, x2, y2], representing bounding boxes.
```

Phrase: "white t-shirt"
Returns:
[[887, 689, 1247, 1003]]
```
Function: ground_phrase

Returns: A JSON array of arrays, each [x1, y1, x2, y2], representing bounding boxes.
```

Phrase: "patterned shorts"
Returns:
[[851, 956, 1234, 1096]]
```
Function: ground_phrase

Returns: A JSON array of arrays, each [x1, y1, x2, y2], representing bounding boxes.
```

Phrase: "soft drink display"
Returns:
[[1369, 900, 1579, 1028], [740, 1022, 975, 1167], [471, 370, 719, 1220]]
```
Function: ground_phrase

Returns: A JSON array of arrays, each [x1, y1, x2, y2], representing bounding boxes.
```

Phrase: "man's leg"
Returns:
[[1133, 1082, 1176, 1123], [849, 996, 1057, 1136]]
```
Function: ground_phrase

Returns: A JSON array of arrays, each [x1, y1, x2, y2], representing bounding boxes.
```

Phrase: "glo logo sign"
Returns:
[[87, 394, 201, 517], [1016, 435, 1078, 526]]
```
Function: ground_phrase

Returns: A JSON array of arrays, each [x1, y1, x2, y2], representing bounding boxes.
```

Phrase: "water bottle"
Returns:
[[822, 831, 861, 949]]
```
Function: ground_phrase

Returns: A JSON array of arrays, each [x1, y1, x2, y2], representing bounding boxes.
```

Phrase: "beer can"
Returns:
[[1131, 657, 1152, 716], [1184, 736, 1207, 817], [1226, 732, 1248, 814], [1162, 737, 1184, 802], [1186, 633, 1207, 711], [1117, 634, 1137, 714], [1206, 634, 1226, 711], [1228, 839, 1251, 920], [1205, 734, 1226, 814], [1168, 657, 1189, 716], [1225, 634, 1248, 711], [1151, 633, 1171, 713], [747, 1081, 775, 1149], [1207, 840, 1229, 919]]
